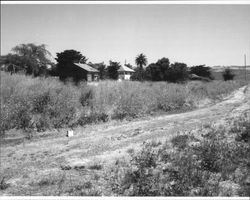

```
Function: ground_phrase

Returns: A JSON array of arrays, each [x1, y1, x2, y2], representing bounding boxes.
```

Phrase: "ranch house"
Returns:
[[118, 65, 135, 81]]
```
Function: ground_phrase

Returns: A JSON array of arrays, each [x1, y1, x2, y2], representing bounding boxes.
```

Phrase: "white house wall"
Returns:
[[124, 74, 131, 80], [118, 74, 132, 80]]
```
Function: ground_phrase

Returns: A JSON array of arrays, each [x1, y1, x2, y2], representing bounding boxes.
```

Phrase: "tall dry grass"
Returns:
[[0, 72, 246, 134], [1, 73, 82, 133]]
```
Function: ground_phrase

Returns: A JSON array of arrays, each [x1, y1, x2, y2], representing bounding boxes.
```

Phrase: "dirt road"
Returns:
[[65, 84, 250, 166]]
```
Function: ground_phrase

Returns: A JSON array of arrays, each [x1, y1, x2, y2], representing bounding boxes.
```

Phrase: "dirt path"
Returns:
[[1, 85, 250, 178], [66, 85, 250, 164]]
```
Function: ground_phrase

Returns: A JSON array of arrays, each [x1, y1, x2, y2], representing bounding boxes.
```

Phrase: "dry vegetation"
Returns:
[[1, 109, 249, 196], [1, 72, 246, 135], [105, 112, 250, 196], [0, 72, 249, 196]]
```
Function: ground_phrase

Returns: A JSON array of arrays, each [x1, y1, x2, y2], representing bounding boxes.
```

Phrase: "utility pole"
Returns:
[[244, 54, 247, 81]]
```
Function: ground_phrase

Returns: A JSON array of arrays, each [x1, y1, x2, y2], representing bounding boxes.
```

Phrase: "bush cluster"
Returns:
[[223, 68, 235, 81], [0, 72, 246, 134], [106, 115, 250, 196]]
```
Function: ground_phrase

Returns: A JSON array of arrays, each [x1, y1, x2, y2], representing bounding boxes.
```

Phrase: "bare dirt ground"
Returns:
[[1, 84, 250, 195]]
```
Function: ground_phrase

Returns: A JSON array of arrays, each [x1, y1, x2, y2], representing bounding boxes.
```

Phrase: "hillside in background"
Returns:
[[211, 66, 250, 81], [212, 66, 250, 72]]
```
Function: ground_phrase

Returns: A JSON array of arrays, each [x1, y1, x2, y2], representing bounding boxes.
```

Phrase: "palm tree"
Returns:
[[135, 53, 147, 69], [135, 53, 147, 81]]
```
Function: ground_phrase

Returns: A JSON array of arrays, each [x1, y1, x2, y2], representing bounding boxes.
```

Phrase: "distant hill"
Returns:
[[212, 65, 250, 72], [211, 66, 250, 81]]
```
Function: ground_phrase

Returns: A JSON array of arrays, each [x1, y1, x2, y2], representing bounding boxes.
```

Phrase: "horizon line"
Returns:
[[2, 1, 250, 5]]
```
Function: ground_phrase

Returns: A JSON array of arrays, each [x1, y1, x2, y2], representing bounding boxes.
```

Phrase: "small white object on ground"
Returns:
[[67, 130, 74, 137]]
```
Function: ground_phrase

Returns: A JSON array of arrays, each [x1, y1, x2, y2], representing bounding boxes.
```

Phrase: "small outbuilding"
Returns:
[[118, 65, 135, 81], [72, 63, 100, 82]]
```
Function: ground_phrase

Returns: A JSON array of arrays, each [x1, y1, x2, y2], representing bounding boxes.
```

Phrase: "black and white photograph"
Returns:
[[0, 1, 250, 197]]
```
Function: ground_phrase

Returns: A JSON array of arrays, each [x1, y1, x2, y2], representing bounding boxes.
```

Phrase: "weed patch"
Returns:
[[105, 114, 250, 196], [1, 72, 246, 134]]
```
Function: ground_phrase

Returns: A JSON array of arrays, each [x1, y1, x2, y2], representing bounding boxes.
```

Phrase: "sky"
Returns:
[[1, 3, 250, 66]]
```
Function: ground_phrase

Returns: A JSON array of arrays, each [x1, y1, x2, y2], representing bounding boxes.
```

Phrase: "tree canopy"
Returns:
[[107, 61, 121, 80], [189, 65, 213, 80], [2, 43, 53, 76], [143, 58, 188, 83], [168, 62, 188, 83], [55, 49, 87, 64], [1, 44, 218, 84], [135, 53, 147, 69], [222, 68, 235, 81], [155, 57, 170, 81], [133, 53, 148, 81], [55, 49, 88, 82]]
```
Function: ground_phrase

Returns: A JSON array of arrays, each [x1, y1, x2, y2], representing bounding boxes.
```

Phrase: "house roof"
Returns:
[[189, 73, 211, 82], [74, 63, 99, 72], [118, 65, 135, 72], [189, 74, 201, 79]]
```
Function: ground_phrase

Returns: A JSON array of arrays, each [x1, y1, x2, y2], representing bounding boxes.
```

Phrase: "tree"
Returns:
[[155, 57, 170, 81], [3, 43, 53, 76], [135, 53, 148, 81], [135, 53, 147, 69], [145, 63, 162, 81], [2, 54, 24, 74], [145, 60, 188, 83], [107, 61, 120, 80], [55, 49, 88, 82], [189, 65, 213, 80], [55, 49, 87, 64], [167, 62, 189, 83], [131, 66, 146, 81], [223, 68, 235, 81], [144, 58, 171, 81]]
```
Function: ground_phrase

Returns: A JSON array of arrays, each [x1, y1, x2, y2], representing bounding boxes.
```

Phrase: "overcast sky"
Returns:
[[1, 3, 250, 66]]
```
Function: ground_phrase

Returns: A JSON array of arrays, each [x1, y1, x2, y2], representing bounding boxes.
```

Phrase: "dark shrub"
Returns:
[[77, 112, 109, 126], [0, 177, 10, 190], [223, 68, 235, 81], [171, 135, 189, 150], [190, 65, 213, 79], [107, 61, 120, 80], [167, 62, 189, 83], [88, 164, 102, 170]]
